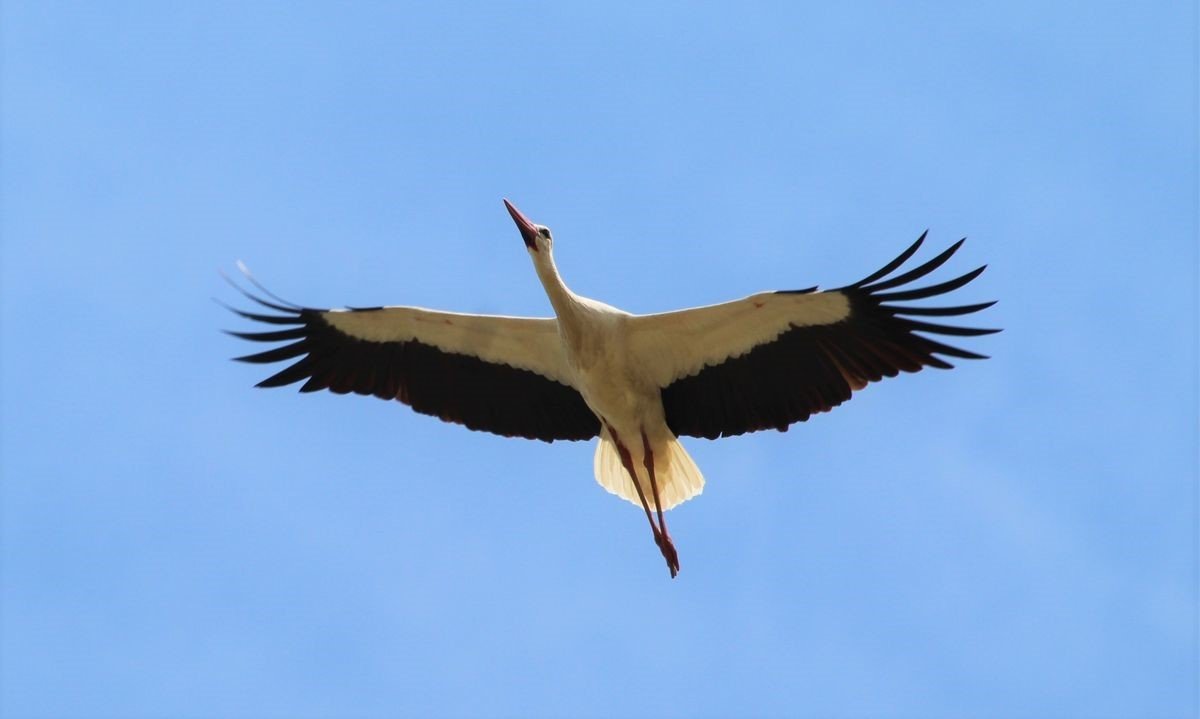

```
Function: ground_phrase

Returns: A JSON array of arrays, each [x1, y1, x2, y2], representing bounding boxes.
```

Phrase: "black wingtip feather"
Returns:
[[860, 238, 966, 292], [234, 341, 309, 364], [222, 306, 306, 325], [899, 319, 1002, 337], [872, 265, 987, 303], [220, 270, 300, 313], [236, 261, 303, 310], [223, 328, 309, 342], [882, 300, 997, 317], [911, 335, 990, 360], [255, 358, 316, 388], [849, 231, 928, 288]]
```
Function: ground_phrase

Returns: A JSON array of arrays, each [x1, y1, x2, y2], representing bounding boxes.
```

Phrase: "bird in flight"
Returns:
[[225, 200, 997, 578]]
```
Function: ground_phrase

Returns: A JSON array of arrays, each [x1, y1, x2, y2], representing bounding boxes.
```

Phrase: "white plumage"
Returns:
[[226, 199, 997, 577]]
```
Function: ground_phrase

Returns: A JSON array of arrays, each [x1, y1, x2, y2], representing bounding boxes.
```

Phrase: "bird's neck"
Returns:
[[533, 251, 581, 320]]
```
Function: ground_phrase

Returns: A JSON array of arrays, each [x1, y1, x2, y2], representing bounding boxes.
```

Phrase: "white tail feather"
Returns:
[[593, 430, 705, 511]]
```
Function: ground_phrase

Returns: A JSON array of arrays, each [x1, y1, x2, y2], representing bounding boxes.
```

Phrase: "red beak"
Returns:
[[503, 199, 539, 250]]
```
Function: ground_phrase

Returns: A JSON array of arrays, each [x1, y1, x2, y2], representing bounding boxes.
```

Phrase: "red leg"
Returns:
[[641, 429, 678, 577], [606, 425, 661, 539], [605, 423, 678, 578]]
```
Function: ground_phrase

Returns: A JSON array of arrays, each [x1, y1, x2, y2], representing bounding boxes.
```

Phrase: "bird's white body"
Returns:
[[536, 260, 705, 513], [228, 199, 996, 577]]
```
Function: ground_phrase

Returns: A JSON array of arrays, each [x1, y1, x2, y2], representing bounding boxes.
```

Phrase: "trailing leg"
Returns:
[[641, 429, 678, 577], [604, 422, 678, 578]]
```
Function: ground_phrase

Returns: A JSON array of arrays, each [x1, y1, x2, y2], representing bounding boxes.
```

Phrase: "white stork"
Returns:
[[226, 200, 997, 578]]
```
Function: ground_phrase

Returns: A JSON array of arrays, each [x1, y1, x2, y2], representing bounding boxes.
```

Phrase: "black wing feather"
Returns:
[[225, 289, 599, 442], [662, 234, 998, 439]]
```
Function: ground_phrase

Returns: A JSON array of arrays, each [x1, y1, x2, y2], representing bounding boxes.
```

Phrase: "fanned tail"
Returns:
[[593, 429, 705, 511]]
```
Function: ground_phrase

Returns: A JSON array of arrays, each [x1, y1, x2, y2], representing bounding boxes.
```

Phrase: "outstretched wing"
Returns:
[[626, 233, 998, 439], [224, 279, 599, 442]]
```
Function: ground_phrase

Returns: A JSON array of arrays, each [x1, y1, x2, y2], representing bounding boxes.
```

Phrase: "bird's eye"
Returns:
[[538, 228, 551, 239]]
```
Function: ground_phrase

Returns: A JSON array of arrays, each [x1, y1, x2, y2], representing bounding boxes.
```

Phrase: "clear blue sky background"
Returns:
[[3, 3, 1196, 717]]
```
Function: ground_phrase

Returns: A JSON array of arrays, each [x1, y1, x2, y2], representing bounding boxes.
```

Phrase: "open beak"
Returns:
[[503, 199, 539, 250]]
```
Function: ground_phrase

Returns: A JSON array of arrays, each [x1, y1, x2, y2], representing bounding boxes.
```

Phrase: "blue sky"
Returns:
[[2, 2, 1196, 717]]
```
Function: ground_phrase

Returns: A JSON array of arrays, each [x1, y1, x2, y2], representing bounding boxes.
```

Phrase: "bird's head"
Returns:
[[503, 199, 552, 254]]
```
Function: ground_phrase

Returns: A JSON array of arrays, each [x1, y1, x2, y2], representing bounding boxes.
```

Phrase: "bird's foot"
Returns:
[[655, 531, 680, 578]]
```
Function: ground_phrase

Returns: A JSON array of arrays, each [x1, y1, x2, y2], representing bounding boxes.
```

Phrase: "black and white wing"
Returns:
[[626, 233, 998, 439], [225, 282, 599, 442]]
